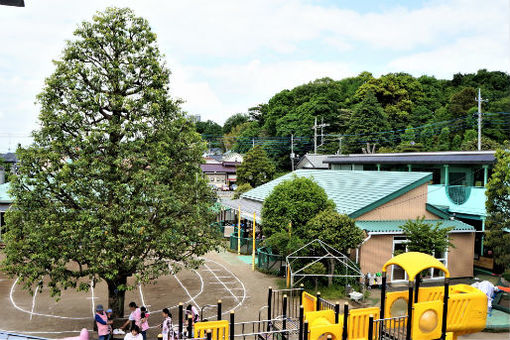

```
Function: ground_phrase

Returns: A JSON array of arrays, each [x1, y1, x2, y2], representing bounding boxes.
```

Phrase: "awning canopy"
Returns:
[[220, 198, 262, 223], [382, 252, 450, 281]]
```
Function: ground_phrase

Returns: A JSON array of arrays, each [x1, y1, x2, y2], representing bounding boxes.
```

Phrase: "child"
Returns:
[[106, 309, 114, 340], [185, 305, 199, 324], [139, 306, 150, 340], [161, 308, 173, 340], [124, 325, 143, 340]]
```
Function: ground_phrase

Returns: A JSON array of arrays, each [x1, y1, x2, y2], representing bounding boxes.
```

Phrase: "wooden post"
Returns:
[[441, 278, 450, 340], [217, 299, 222, 320], [368, 315, 374, 340], [267, 287, 273, 321], [206, 329, 212, 340], [316, 292, 321, 311], [237, 205, 241, 254], [342, 303, 349, 340], [303, 321, 309, 340], [406, 282, 414, 340], [187, 314, 193, 339], [299, 305, 304, 340], [380, 272, 387, 319], [334, 302, 340, 324], [229, 311, 235, 340], [252, 212, 256, 271], [178, 303, 183, 339]]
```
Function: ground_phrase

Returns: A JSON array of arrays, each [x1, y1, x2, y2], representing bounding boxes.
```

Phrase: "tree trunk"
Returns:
[[328, 258, 335, 287], [107, 277, 127, 318]]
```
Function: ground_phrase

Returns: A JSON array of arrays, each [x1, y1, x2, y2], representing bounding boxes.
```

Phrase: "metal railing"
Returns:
[[229, 233, 263, 255], [268, 288, 304, 320], [373, 315, 408, 340], [257, 247, 285, 275]]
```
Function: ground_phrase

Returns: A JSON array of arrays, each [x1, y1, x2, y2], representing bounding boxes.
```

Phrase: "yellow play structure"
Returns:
[[183, 252, 488, 340]]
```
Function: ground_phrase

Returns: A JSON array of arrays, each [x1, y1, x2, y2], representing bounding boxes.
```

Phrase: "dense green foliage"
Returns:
[[223, 113, 249, 134], [0, 8, 221, 316], [218, 70, 509, 170], [261, 176, 334, 243], [400, 217, 454, 256], [237, 146, 275, 187], [195, 120, 223, 149], [233, 182, 252, 199], [485, 148, 510, 274], [305, 209, 364, 254]]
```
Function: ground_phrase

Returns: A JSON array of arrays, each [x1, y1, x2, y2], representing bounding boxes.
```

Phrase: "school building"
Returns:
[[221, 169, 476, 282]]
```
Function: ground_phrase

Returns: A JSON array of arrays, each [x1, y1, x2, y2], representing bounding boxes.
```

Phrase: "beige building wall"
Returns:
[[356, 183, 439, 221], [360, 235, 394, 274], [448, 233, 475, 277]]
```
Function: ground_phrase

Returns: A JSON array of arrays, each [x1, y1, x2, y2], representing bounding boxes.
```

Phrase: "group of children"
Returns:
[[96, 302, 200, 340]]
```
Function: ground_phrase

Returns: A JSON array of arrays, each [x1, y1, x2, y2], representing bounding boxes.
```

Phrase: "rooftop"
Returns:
[[1, 152, 18, 163], [200, 163, 237, 174], [324, 150, 496, 165], [356, 219, 475, 234], [242, 170, 432, 218], [296, 154, 331, 169]]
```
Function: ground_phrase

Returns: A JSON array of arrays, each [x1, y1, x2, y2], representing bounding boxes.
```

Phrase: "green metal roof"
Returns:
[[0, 182, 12, 203], [356, 219, 475, 233], [242, 170, 432, 218]]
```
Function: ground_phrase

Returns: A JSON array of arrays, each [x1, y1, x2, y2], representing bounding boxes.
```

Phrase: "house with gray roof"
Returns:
[[295, 154, 331, 170], [221, 169, 475, 280]]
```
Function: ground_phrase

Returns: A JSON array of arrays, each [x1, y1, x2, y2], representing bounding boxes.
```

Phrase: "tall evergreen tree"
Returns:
[[0, 8, 221, 316], [345, 91, 391, 153], [237, 146, 275, 188], [485, 148, 510, 275]]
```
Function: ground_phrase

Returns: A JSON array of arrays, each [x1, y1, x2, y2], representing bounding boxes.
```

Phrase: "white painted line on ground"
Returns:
[[29, 286, 39, 321], [139, 284, 147, 308], [204, 263, 239, 303], [91, 280, 95, 317], [0, 328, 94, 335], [9, 278, 90, 320], [203, 259, 247, 318]]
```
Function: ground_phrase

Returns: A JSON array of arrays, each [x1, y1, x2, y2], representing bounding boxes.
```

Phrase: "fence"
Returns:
[[373, 315, 408, 340], [257, 247, 285, 275], [211, 222, 225, 236], [268, 288, 304, 320], [229, 233, 263, 255]]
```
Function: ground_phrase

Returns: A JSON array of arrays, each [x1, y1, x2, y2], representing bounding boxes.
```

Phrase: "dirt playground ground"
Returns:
[[0, 251, 278, 339], [0, 250, 508, 340]]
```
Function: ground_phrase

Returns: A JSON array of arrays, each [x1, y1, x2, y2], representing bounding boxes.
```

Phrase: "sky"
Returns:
[[0, 0, 509, 152]]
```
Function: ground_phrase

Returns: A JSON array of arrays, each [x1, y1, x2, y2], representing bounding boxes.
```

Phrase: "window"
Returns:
[[391, 236, 448, 282]]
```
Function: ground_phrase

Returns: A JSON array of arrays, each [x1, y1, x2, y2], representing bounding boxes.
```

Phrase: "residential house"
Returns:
[[323, 150, 499, 271], [221, 170, 476, 281], [201, 162, 239, 189], [295, 154, 331, 170], [0, 182, 11, 241]]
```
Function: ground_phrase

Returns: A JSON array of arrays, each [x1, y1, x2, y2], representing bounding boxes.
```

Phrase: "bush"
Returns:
[[233, 183, 252, 199]]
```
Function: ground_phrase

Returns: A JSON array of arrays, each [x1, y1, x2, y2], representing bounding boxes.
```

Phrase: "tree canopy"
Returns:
[[485, 148, 510, 275], [400, 217, 454, 256], [0, 7, 221, 316], [261, 175, 334, 241], [236, 146, 275, 187], [219, 69, 509, 170]]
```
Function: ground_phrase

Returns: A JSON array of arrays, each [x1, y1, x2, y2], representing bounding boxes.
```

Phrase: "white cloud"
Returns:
[[0, 0, 508, 150], [388, 34, 510, 78]]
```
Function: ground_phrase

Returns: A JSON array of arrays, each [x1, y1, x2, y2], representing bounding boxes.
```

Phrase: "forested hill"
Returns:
[[196, 69, 510, 170]]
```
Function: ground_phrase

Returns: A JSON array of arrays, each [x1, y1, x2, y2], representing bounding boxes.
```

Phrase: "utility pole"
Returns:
[[337, 136, 343, 155], [290, 134, 295, 171], [475, 88, 488, 151], [319, 117, 330, 147], [313, 117, 317, 154], [312, 117, 330, 153]]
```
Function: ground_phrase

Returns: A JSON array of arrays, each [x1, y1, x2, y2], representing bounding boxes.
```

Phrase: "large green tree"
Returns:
[[0, 8, 221, 316], [261, 176, 334, 240], [305, 209, 364, 285], [344, 91, 391, 153], [485, 148, 510, 275], [236, 146, 275, 187], [400, 217, 454, 256], [223, 113, 249, 135]]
